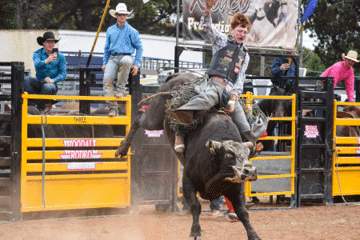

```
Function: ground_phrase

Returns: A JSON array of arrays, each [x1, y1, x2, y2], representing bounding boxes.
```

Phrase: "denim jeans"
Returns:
[[210, 197, 223, 211], [176, 79, 267, 143], [24, 76, 58, 111], [103, 55, 134, 108]]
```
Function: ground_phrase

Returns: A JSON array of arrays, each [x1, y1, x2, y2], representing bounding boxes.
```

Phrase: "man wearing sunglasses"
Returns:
[[103, 3, 143, 116]]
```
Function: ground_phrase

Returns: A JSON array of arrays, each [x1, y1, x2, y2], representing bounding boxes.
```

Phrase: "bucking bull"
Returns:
[[115, 73, 261, 240]]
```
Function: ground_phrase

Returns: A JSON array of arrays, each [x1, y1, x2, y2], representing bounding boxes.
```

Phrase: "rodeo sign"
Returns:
[[183, 0, 299, 49]]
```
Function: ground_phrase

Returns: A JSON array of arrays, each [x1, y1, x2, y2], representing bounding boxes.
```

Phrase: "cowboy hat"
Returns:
[[342, 50, 359, 63], [109, 3, 133, 18], [37, 32, 60, 46]]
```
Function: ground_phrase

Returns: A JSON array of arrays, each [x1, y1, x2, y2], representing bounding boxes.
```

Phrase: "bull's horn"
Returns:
[[205, 140, 222, 149], [205, 140, 222, 155], [242, 142, 254, 149]]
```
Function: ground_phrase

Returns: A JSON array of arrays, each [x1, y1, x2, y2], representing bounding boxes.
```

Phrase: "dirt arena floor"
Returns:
[[0, 199, 359, 240]]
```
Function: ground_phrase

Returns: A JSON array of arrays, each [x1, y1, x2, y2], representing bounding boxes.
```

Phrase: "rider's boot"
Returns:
[[174, 133, 185, 153]]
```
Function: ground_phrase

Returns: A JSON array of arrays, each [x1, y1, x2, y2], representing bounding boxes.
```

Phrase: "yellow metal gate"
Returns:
[[244, 92, 297, 199], [333, 101, 360, 196], [21, 93, 131, 212]]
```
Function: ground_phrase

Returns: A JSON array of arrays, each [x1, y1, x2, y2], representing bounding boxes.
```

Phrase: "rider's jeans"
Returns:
[[24, 76, 58, 111], [176, 79, 266, 143], [103, 55, 134, 108]]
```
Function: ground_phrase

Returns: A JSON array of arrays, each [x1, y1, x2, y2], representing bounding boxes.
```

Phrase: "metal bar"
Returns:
[[86, 0, 111, 67], [10, 62, 24, 221]]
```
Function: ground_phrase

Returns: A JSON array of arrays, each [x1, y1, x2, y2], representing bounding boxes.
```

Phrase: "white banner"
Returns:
[[183, 0, 299, 49]]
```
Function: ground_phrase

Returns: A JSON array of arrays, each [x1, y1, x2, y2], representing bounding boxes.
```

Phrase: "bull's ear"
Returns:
[[205, 140, 222, 155], [242, 141, 254, 149]]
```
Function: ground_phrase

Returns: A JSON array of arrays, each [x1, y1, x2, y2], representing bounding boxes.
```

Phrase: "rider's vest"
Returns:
[[207, 42, 247, 84]]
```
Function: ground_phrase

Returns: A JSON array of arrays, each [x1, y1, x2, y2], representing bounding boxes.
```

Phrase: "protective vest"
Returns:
[[207, 42, 247, 84]]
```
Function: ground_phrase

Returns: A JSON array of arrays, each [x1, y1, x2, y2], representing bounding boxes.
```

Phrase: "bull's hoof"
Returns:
[[189, 236, 201, 240], [115, 146, 128, 158]]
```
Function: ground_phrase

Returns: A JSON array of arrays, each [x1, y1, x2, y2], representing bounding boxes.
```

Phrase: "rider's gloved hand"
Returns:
[[227, 94, 237, 114]]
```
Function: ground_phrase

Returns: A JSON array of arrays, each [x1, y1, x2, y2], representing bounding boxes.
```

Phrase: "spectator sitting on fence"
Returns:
[[24, 31, 67, 114], [320, 50, 359, 102], [270, 51, 295, 89], [102, 3, 143, 117]]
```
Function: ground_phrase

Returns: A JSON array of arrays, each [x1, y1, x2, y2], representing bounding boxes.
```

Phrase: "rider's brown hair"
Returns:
[[231, 13, 251, 30]]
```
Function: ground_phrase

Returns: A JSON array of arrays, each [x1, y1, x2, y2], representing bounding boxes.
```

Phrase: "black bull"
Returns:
[[115, 73, 261, 240]]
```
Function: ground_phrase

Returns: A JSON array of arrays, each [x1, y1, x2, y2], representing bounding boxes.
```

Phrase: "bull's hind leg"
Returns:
[[115, 113, 141, 157], [182, 175, 202, 240], [224, 185, 261, 240]]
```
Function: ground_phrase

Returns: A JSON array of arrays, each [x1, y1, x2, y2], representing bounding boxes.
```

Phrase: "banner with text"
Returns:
[[183, 0, 299, 49]]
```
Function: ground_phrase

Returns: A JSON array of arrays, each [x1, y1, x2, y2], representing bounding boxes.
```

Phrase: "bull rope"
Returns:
[[40, 114, 48, 208], [334, 146, 348, 205], [137, 92, 172, 106]]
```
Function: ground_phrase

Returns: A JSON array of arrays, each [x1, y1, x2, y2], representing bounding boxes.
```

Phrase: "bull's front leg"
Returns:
[[224, 185, 261, 240], [182, 175, 202, 240]]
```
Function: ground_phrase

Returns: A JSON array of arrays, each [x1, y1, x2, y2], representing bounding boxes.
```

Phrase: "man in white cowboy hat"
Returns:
[[24, 31, 67, 113], [102, 2, 143, 117], [321, 50, 359, 102]]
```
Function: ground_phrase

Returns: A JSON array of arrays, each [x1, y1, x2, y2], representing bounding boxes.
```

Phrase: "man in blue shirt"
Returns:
[[24, 31, 67, 113], [270, 51, 295, 89], [103, 3, 143, 117]]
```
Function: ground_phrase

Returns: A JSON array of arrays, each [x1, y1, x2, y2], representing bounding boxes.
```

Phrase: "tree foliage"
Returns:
[[129, 0, 179, 36], [0, 0, 17, 29], [0, 0, 179, 36], [301, 47, 327, 77], [302, 0, 360, 75]]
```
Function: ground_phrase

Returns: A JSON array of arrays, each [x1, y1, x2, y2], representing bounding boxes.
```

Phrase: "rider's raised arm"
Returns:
[[200, 8, 227, 54]]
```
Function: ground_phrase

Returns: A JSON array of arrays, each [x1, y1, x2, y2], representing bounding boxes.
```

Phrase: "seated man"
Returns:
[[24, 31, 67, 113], [171, 0, 267, 153]]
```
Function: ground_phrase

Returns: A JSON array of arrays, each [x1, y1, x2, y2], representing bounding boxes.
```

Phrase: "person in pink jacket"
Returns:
[[321, 50, 359, 102]]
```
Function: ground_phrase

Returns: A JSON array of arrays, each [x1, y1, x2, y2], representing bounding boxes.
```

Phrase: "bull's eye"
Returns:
[[224, 153, 233, 158]]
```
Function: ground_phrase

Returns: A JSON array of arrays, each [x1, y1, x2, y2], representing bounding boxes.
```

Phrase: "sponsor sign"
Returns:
[[63, 139, 97, 147], [304, 125, 319, 139], [183, 0, 298, 49], [60, 139, 103, 170], [61, 162, 103, 171], [59, 150, 103, 159], [145, 130, 164, 138]]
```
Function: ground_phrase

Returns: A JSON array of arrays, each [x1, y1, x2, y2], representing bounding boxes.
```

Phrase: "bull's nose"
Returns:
[[242, 165, 257, 180]]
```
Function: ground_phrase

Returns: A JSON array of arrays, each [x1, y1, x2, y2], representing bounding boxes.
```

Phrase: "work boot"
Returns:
[[108, 107, 118, 117], [174, 134, 185, 153], [173, 110, 194, 125]]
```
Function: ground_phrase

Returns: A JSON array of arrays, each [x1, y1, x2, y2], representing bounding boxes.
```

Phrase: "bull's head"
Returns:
[[205, 140, 257, 183], [271, 85, 292, 118]]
